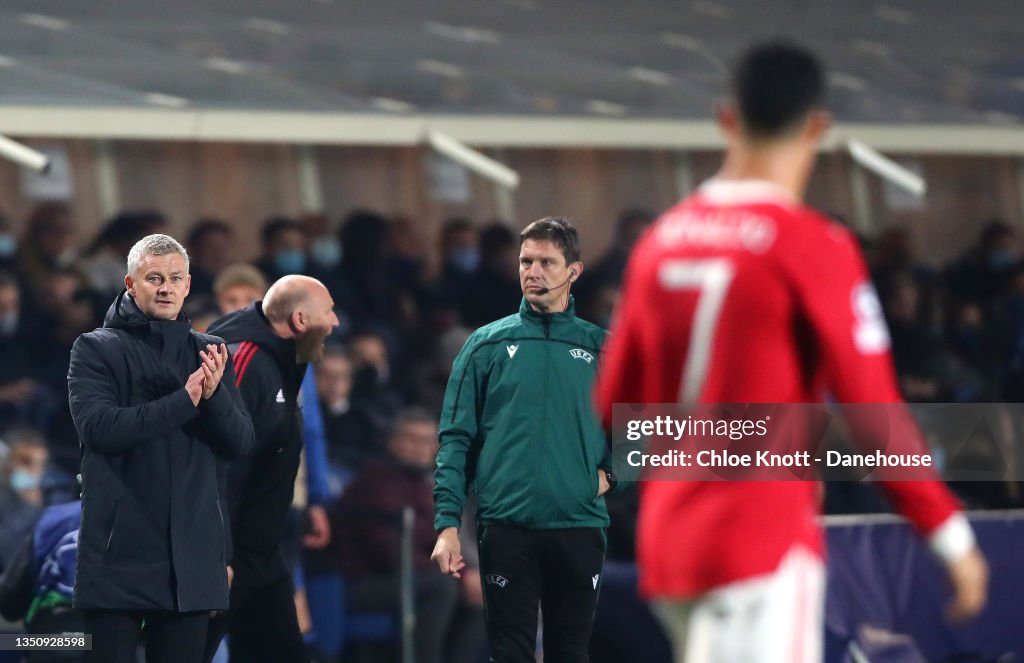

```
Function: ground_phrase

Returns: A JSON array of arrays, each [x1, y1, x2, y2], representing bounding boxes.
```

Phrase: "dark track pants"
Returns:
[[84, 609, 209, 663], [202, 574, 307, 663], [478, 525, 606, 663]]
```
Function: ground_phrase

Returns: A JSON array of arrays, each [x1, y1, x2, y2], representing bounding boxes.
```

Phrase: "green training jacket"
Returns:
[[434, 296, 611, 531]]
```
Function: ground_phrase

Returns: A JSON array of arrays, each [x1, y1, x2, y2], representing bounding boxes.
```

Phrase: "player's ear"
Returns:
[[804, 109, 831, 144], [716, 100, 740, 140], [569, 262, 584, 281]]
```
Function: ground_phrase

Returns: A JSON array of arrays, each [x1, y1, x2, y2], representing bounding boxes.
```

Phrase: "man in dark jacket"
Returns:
[[203, 274, 339, 663], [67, 234, 254, 663]]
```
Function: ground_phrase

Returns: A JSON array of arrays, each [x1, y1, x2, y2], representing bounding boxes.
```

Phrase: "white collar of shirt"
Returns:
[[697, 178, 798, 207]]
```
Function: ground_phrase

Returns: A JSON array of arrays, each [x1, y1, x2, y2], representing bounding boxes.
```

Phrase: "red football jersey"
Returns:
[[595, 178, 962, 598]]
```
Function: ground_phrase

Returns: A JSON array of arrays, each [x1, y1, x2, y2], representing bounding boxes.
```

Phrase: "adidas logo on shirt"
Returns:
[[275, 389, 285, 403]]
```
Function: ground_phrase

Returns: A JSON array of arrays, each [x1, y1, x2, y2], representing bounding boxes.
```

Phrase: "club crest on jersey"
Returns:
[[851, 282, 890, 354], [485, 574, 509, 588], [570, 348, 593, 363]]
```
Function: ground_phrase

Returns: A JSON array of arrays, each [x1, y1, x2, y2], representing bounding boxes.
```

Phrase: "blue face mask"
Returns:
[[9, 469, 40, 492], [449, 247, 480, 273], [989, 249, 1017, 271], [274, 249, 307, 275], [310, 237, 342, 268], [0, 235, 16, 258]]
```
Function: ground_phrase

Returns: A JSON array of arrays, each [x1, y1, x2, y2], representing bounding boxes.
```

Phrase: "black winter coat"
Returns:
[[207, 303, 307, 588], [67, 292, 254, 612]]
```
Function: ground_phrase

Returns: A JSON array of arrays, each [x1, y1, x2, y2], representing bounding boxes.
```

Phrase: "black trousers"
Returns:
[[202, 574, 307, 663], [478, 525, 606, 663], [83, 609, 209, 663]]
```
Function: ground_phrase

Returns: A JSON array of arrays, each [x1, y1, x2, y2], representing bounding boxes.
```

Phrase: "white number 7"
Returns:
[[658, 259, 735, 403]]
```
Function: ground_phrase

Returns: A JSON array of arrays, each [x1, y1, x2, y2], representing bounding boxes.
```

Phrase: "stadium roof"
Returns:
[[0, 0, 1021, 151]]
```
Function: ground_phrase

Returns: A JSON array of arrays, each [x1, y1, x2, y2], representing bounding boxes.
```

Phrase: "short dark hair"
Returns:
[[261, 217, 303, 247], [389, 406, 437, 438], [187, 218, 233, 248], [440, 217, 475, 252], [732, 41, 825, 139], [519, 217, 580, 264], [479, 223, 515, 260]]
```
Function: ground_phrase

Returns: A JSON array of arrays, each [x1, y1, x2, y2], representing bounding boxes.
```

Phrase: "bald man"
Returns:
[[203, 275, 340, 663]]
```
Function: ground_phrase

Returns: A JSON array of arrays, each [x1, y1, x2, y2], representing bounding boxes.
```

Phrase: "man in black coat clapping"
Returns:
[[67, 234, 254, 663]]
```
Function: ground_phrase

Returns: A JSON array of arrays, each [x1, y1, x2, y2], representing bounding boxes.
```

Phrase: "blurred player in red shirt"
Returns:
[[595, 41, 987, 662]]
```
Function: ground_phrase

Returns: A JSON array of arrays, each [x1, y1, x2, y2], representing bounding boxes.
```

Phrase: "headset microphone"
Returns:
[[535, 270, 576, 296]]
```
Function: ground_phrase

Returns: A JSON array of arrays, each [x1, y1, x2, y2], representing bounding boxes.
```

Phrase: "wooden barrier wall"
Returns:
[[0, 138, 1019, 269]]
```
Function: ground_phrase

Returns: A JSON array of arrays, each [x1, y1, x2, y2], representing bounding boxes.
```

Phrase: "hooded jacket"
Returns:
[[207, 302, 307, 588], [67, 291, 254, 612]]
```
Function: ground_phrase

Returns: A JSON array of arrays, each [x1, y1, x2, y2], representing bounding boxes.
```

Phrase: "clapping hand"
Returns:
[[185, 366, 205, 406], [200, 343, 229, 400]]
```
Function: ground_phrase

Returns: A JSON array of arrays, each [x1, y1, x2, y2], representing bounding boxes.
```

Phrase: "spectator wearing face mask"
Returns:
[[254, 217, 310, 283], [0, 214, 19, 273], [946, 219, 1020, 305], [300, 213, 343, 275], [433, 218, 479, 314], [457, 222, 523, 329], [322, 210, 401, 339], [0, 428, 48, 571]]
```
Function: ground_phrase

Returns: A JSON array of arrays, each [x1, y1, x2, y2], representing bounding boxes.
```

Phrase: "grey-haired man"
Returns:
[[68, 234, 254, 663]]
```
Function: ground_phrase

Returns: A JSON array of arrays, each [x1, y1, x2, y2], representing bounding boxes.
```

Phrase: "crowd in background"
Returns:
[[0, 200, 1022, 658]]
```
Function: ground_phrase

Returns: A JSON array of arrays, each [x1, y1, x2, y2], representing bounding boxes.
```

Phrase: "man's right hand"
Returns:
[[944, 546, 988, 622], [185, 366, 205, 406], [430, 527, 465, 579]]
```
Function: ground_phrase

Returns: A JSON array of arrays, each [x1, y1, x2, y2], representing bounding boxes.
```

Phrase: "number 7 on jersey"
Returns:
[[658, 258, 736, 403]]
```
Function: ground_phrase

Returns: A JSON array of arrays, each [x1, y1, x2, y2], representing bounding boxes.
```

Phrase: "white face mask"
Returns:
[[327, 398, 351, 416], [9, 469, 40, 492], [0, 235, 16, 258], [311, 236, 342, 268]]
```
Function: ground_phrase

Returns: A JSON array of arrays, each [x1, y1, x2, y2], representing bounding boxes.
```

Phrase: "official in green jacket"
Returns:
[[431, 217, 616, 663]]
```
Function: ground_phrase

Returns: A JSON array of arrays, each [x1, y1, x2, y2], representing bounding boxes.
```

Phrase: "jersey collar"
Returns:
[[697, 178, 798, 207], [518, 296, 577, 325]]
